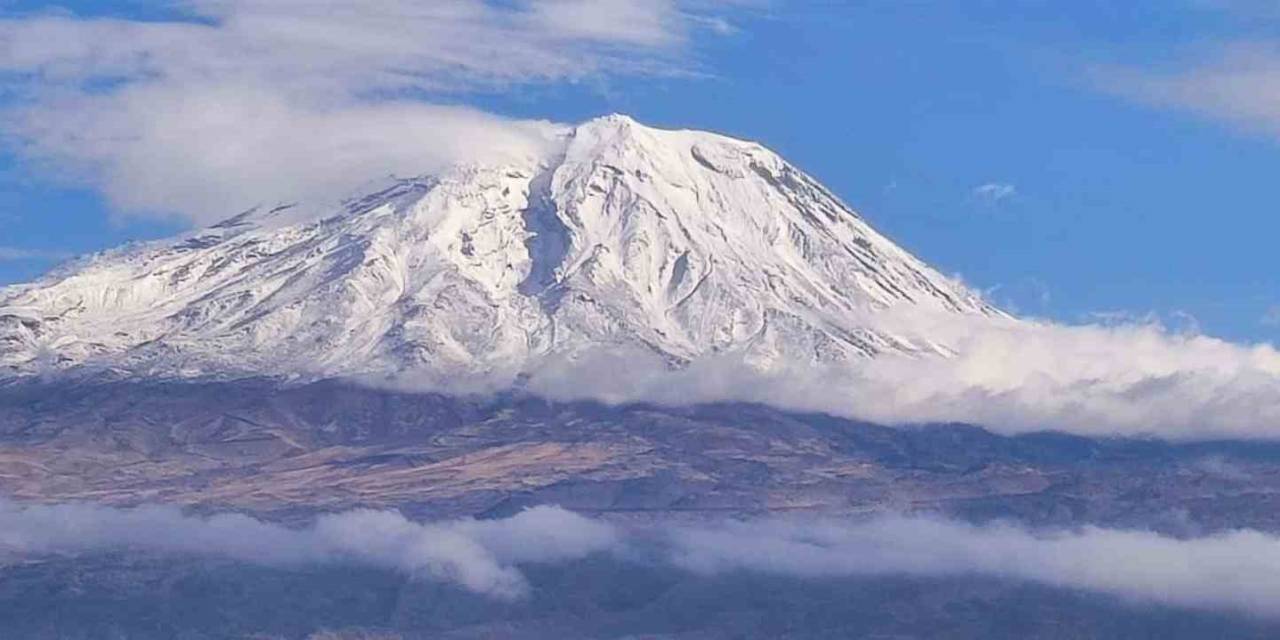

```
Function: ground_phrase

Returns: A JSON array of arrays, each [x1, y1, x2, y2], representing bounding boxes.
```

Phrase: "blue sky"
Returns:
[[1, 1, 1278, 341]]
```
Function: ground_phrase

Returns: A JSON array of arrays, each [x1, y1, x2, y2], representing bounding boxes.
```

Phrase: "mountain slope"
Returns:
[[0, 115, 1000, 379]]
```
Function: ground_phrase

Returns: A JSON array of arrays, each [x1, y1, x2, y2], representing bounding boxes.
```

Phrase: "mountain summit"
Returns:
[[0, 115, 1000, 379]]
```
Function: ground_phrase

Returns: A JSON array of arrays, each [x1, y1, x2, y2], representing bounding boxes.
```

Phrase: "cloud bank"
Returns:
[[7, 499, 1280, 618], [669, 515, 1280, 617], [515, 313, 1280, 440], [0, 501, 617, 599], [0, 1, 736, 222]]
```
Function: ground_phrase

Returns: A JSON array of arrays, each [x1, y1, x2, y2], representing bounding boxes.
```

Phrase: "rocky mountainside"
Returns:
[[0, 115, 999, 380], [4, 379, 1278, 531]]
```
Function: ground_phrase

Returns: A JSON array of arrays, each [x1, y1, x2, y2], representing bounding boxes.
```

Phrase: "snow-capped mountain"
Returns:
[[0, 115, 1000, 380]]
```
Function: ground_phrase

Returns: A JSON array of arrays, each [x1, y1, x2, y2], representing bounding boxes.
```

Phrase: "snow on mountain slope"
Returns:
[[0, 115, 1002, 380]]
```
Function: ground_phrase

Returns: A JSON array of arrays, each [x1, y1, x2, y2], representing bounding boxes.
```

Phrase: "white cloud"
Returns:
[[10, 497, 1280, 618], [12, 88, 565, 223], [510, 312, 1280, 440], [971, 182, 1017, 204], [0, 1, 737, 223], [0, 1, 698, 93]]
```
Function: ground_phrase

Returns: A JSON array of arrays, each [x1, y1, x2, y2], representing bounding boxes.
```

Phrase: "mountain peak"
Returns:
[[582, 112, 641, 127], [1, 117, 1001, 380]]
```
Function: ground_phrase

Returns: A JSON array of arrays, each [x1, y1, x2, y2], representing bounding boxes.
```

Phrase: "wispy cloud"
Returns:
[[983, 277, 1052, 314], [970, 182, 1017, 205], [0, 1, 741, 223], [1097, 42, 1280, 138]]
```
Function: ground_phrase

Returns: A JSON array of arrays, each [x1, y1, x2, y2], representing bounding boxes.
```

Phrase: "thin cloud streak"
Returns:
[[1098, 43, 1280, 138]]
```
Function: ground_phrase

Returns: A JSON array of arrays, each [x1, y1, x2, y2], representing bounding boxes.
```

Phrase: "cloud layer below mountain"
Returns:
[[419, 311, 1280, 441], [0, 501, 618, 599], [668, 515, 1280, 618], [6, 499, 1280, 618]]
